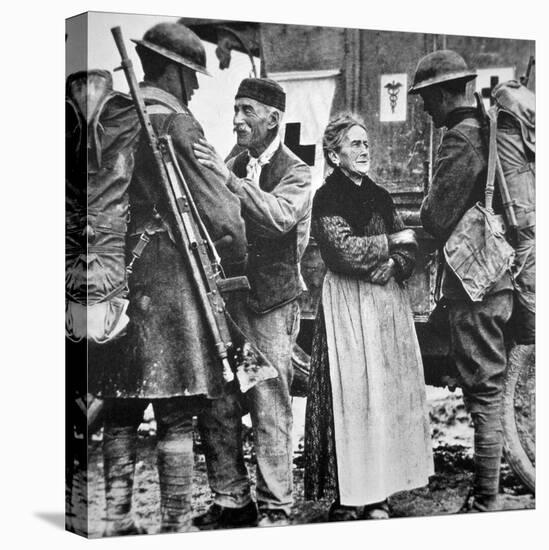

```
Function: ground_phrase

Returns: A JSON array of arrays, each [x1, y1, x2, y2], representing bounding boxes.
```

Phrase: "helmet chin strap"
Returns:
[[179, 67, 189, 106]]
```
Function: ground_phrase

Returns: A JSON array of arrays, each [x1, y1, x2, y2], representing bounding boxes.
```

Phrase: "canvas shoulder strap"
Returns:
[[490, 108, 520, 240], [484, 113, 498, 212]]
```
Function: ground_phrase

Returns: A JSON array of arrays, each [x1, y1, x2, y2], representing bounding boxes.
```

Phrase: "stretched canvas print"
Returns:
[[65, 10, 535, 538]]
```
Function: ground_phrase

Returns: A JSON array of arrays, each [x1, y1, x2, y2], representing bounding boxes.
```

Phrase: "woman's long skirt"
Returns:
[[305, 270, 433, 506]]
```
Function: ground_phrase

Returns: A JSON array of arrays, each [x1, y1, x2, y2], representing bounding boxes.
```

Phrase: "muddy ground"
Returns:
[[68, 388, 535, 537]]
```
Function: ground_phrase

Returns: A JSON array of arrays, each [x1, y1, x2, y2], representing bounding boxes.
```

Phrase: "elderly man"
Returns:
[[410, 50, 513, 512], [194, 78, 312, 528], [86, 23, 247, 535]]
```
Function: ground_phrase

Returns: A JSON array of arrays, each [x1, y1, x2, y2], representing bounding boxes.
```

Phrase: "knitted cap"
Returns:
[[235, 78, 286, 111]]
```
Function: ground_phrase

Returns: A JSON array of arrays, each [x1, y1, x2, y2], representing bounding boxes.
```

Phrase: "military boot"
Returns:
[[102, 426, 144, 536], [157, 416, 197, 533], [459, 407, 504, 514]]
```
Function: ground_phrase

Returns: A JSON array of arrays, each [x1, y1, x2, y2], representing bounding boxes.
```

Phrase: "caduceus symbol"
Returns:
[[384, 80, 403, 113]]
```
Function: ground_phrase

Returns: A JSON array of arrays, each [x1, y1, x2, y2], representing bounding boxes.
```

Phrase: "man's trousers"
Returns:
[[448, 290, 513, 496], [198, 299, 301, 516]]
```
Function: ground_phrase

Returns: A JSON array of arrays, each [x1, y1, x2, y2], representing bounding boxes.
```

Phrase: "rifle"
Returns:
[[111, 26, 276, 390], [474, 91, 519, 247]]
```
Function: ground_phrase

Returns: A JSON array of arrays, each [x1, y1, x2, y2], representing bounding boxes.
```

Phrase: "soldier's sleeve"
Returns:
[[420, 129, 485, 245], [168, 113, 248, 274]]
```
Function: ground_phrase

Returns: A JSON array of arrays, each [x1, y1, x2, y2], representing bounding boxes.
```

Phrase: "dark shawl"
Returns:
[[312, 168, 395, 235], [311, 168, 414, 282]]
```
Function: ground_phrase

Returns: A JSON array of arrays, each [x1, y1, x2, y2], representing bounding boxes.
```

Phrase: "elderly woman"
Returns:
[[304, 113, 433, 520]]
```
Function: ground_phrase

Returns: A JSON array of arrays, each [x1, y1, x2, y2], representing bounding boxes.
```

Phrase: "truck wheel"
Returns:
[[502, 343, 535, 493]]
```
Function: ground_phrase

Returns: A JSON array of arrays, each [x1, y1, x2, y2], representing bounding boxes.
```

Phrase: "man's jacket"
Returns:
[[227, 143, 312, 313], [420, 107, 513, 300]]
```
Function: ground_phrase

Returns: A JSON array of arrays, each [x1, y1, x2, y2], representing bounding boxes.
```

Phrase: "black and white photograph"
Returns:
[[4, 2, 545, 549], [63, 7, 538, 539]]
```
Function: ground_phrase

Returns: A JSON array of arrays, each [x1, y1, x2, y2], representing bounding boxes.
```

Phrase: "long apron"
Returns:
[[322, 269, 434, 506]]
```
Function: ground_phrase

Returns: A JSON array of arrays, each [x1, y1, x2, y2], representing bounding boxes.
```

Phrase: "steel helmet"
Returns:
[[408, 50, 476, 94], [132, 22, 211, 76]]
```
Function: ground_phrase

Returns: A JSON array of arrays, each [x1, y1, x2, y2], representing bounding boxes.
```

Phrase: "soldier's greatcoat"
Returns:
[[89, 84, 248, 399]]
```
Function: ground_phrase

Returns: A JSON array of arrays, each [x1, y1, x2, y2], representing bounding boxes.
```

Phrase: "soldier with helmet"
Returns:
[[410, 50, 514, 512], [91, 22, 248, 535]]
